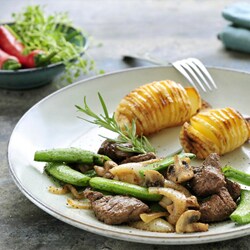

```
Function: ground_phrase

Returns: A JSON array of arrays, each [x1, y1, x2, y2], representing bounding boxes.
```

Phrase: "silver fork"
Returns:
[[123, 54, 217, 92], [172, 58, 217, 92]]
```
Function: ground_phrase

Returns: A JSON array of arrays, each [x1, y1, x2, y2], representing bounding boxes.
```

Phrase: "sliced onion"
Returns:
[[109, 159, 160, 185], [130, 218, 174, 233], [149, 187, 187, 225], [67, 198, 91, 209], [64, 184, 85, 199], [164, 179, 191, 197], [140, 212, 168, 223], [48, 185, 69, 195]]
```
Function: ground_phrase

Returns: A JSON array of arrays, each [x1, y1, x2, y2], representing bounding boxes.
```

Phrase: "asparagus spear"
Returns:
[[45, 162, 91, 186], [34, 147, 110, 165], [222, 166, 250, 186], [230, 190, 250, 224], [89, 177, 162, 201], [221, 166, 250, 224], [139, 152, 196, 176]]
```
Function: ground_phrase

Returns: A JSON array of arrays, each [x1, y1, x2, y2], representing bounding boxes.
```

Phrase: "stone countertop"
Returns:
[[1, 1, 250, 249]]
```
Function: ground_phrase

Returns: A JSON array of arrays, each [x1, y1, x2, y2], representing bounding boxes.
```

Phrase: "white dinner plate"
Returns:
[[8, 66, 250, 245]]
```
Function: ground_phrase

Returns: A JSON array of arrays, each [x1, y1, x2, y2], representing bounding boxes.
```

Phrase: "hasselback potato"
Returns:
[[180, 107, 250, 159], [115, 80, 201, 136]]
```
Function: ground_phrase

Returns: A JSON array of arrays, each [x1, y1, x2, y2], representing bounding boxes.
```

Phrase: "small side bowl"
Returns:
[[0, 24, 88, 90]]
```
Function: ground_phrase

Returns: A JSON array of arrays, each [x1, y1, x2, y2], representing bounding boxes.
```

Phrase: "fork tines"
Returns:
[[172, 58, 217, 92]]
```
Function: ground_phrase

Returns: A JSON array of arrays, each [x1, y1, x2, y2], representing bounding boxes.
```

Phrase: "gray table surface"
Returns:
[[1, 0, 250, 249]]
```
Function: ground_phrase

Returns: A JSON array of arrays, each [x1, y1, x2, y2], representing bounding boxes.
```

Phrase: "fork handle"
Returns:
[[123, 54, 169, 66]]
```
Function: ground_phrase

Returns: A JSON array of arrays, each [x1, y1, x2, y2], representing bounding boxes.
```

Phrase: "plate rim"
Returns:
[[7, 65, 250, 245]]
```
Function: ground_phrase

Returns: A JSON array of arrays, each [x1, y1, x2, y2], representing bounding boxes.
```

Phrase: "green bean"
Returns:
[[230, 190, 250, 224], [45, 162, 90, 186], [139, 152, 196, 176], [222, 166, 250, 186], [34, 147, 110, 165], [83, 169, 97, 178], [89, 177, 162, 201]]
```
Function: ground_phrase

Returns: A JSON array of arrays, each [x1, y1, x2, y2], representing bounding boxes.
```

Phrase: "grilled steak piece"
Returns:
[[225, 178, 241, 201], [98, 140, 136, 163], [202, 153, 221, 169], [187, 153, 240, 222], [84, 189, 104, 202], [189, 153, 226, 197], [121, 152, 156, 164], [84, 189, 149, 225], [199, 187, 237, 222]]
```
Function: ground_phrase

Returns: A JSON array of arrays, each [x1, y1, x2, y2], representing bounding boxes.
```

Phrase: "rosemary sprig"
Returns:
[[75, 93, 155, 154]]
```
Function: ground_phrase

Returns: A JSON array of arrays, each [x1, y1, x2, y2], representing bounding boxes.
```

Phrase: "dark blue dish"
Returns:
[[0, 24, 88, 90]]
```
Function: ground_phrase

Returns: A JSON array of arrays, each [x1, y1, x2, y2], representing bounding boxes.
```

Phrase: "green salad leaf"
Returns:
[[10, 5, 99, 82]]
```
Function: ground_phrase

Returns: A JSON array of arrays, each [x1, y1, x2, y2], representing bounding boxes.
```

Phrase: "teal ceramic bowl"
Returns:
[[0, 25, 88, 90]]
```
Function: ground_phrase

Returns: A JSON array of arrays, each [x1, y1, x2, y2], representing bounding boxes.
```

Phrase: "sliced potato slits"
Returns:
[[115, 80, 201, 136], [180, 107, 249, 159]]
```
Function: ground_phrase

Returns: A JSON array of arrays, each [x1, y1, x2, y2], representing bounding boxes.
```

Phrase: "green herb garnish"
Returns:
[[10, 5, 97, 82], [75, 93, 156, 154]]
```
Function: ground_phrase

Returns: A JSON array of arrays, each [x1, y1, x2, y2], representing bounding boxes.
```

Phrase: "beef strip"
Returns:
[[97, 140, 136, 163], [84, 189, 150, 225], [84, 189, 104, 202], [225, 178, 241, 201], [121, 152, 156, 164], [202, 153, 221, 168], [199, 187, 237, 222], [187, 153, 241, 222], [189, 153, 226, 197]]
